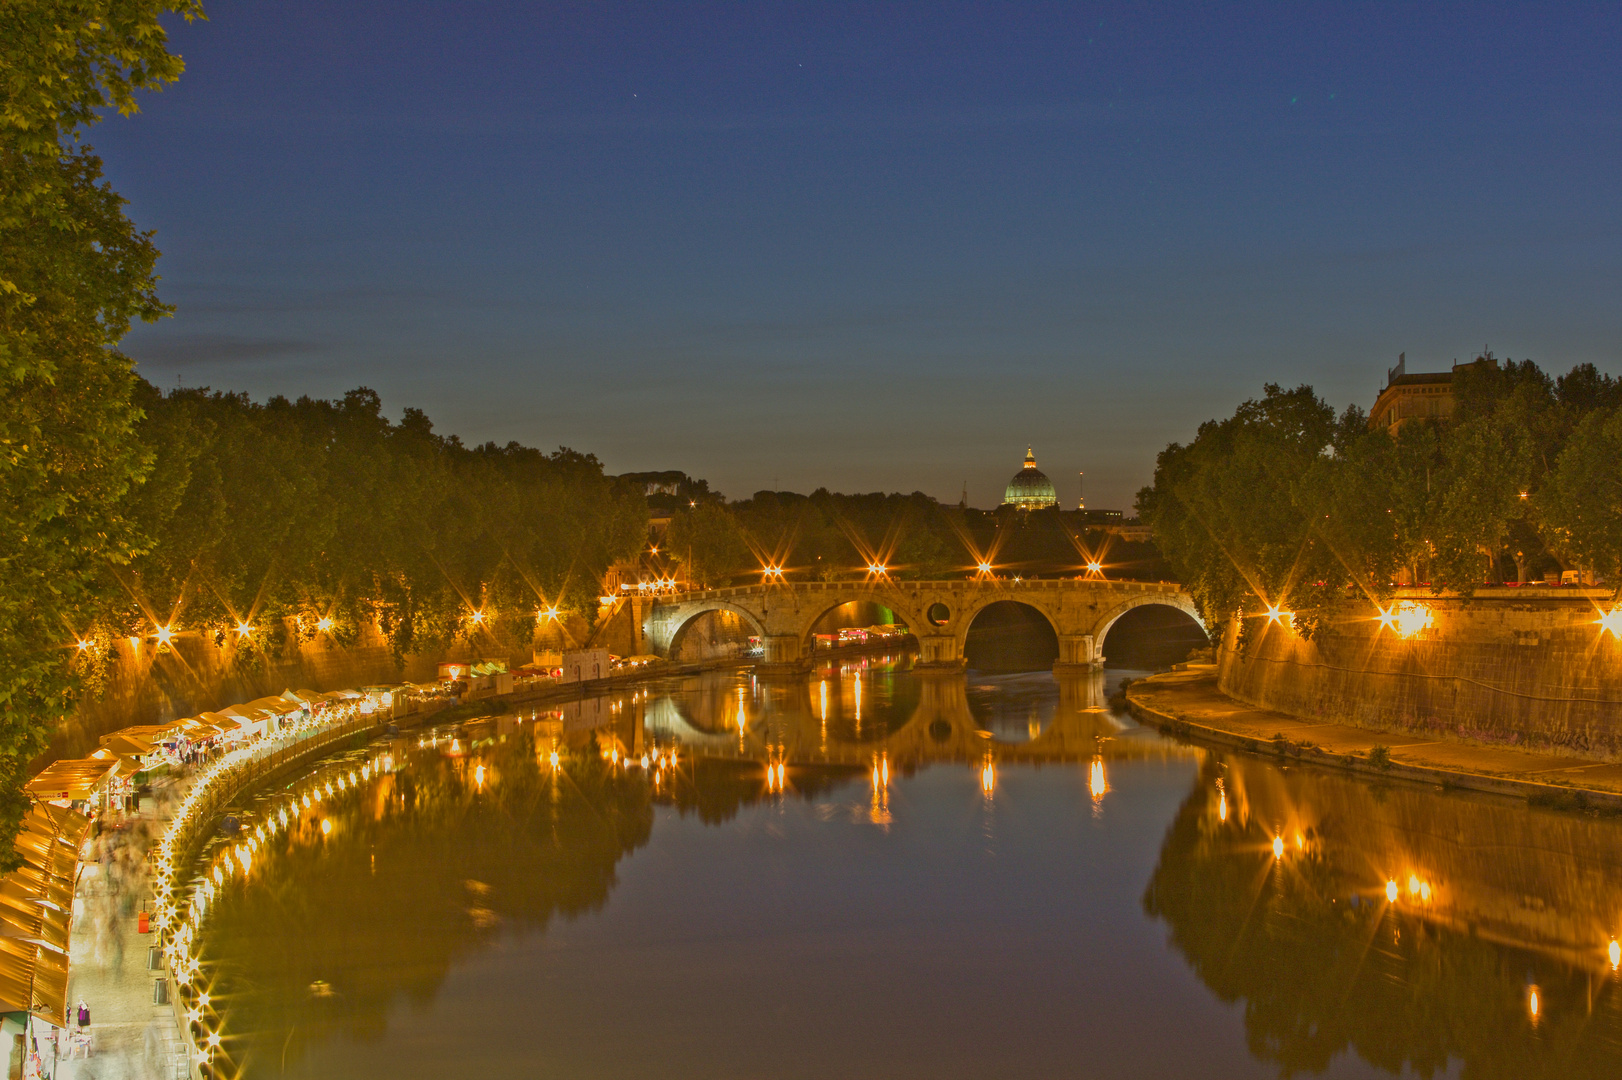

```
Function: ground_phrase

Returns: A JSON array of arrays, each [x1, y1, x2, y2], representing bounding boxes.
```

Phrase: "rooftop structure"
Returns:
[[1370, 352, 1497, 434]]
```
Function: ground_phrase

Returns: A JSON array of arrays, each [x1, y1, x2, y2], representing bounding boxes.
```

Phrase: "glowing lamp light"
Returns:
[[1086, 561, 1103, 575], [1385, 879, 1400, 903], [1529, 987, 1540, 1020], [320, 819, 332, 836], [76, 639, 91, 651], [868, 563, 887, 576], [1264, 606, 1290, 628], [1090, 760, 1107, 799], [1218, 791, 1228, 821], [156, 624, 175, 645], [1610, 939, 1621, 970], [980, 762, 995, 794], [316, 617, 333, 632], [1272, 836, 1285, 859], [235, 622, 252, 638], [1598, 608, 1622, 638], [470, 610, 486, 625], [1392, 601, 1433, 639]]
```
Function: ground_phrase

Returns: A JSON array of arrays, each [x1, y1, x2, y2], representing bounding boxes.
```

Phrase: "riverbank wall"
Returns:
[[54, 605, 638, 765], [1215, 587, 1622, 760]]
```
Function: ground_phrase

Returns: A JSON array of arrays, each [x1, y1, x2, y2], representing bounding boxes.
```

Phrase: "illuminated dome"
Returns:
[[1002, 448, 1059, 510]]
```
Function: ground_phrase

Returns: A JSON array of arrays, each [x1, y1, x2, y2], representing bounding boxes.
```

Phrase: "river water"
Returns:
[[193, 654, 1622, 1079]]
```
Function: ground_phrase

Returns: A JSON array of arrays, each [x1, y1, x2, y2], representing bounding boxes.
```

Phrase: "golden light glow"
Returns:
[[1086, 561, 1103, 575], [1391, 601, 1433, 639], [549, 749, 560, 769], [867, 563, 887, 576], [320, 819, 332, 835], [1598, 608, 1622, 638], [981, 761, 995, 794], [1089, 759, 1107, 800], [1218, 791, 1227, 821], [235, 622, 252, 638], [1610, 939, 1620, 970], [1272, 836, 1285, 859], [156, 624, 174, 645], [978, 562, 993, 574], [1264, 606, 1290, 627], [762, 565, 784, 580], [1529, 987, 1540, 1020], [1385, 879, 1399, 903], [316, 617, 333, 631], [128, 636, 140, 650], [475, 763, 486, 789], [470, 610, 485, 624], [76, 639, 91, 651]]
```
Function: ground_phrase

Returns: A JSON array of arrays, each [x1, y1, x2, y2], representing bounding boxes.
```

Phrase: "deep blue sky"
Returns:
[[104, 2, 1620, 510]]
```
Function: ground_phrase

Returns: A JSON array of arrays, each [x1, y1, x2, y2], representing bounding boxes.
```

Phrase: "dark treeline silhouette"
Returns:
[[662, 488, 1170, 588], [1139, 359, 1622, 638]]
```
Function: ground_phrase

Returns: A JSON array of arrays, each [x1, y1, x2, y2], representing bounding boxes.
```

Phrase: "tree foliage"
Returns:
[[0, 0, 201, 869], [1138, 359, 1622, 641], [92, 384, 647, 664]]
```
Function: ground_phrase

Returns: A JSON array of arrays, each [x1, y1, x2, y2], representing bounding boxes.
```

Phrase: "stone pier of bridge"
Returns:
[[643, 578, 1202, 677]]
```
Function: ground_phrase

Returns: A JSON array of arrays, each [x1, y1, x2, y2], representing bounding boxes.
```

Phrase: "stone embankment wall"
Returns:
[[1217, 588, 1622, 760], [52, 606, 626, 765]]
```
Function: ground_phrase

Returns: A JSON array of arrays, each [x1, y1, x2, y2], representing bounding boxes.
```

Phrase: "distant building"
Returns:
[[1002, 448, 1059, 510], [1078, 508, 1123, 527], [1369, 352, 1496, 434]]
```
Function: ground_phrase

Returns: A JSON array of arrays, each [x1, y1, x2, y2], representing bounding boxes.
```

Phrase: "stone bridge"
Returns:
[[643, 578, 1202, 674]]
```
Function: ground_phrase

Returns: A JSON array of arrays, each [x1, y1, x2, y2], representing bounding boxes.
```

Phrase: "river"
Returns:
[[189, 653, 1622, 1078]]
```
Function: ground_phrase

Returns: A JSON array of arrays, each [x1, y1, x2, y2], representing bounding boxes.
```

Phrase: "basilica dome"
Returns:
[[1002, 448, 1059, 510]]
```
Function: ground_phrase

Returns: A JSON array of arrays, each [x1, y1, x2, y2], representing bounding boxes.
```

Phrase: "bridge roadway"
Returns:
[[644, 577, 1201, 674]]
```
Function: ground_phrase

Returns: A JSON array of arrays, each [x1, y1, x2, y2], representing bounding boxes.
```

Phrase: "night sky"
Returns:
[[104, 2, 1620, 511]]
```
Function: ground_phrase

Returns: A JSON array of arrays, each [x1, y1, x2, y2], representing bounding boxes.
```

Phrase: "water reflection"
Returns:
[[1146, 754, 1622, 1077], [199, 731, 654, 1076], [191, 659, 1622, 1078]]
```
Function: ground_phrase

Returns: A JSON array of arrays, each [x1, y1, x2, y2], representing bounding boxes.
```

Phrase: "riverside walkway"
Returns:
[[51, 707, 413, 1079], [1129, 665, 1622, 808]]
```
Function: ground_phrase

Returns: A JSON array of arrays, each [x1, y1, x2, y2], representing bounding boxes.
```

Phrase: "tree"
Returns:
[[1539, 408, 1622, 588], [1137, 384, 1338, 636], [665, 504, 751, 587], [0, 0, 201, 868]]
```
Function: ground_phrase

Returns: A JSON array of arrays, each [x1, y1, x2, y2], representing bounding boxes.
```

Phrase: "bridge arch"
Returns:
[[794, 592, 928, 653], [646, 600, 768, 659], [951, 593, 1065, 660], [1090, 594, 1206, 662], [957, 597, 1063, 672]]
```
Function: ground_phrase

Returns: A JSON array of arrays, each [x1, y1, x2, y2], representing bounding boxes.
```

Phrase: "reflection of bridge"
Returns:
[[644, 579, 1201, 673], [585, 670, 1198, 769]]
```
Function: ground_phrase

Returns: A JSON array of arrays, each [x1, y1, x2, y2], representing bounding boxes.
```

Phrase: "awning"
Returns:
[[23, 758, 118, 802]]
